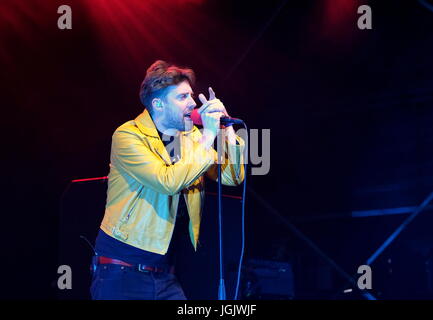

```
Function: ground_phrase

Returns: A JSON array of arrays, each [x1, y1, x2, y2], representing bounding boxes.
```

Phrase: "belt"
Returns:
[[97, 256, 174, 274]]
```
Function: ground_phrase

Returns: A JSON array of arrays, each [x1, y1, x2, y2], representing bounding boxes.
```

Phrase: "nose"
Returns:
[[188, 97, 197, 110]]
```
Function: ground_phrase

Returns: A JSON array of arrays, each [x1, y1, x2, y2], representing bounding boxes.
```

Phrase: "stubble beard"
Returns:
[[165, 109, 192, 132]]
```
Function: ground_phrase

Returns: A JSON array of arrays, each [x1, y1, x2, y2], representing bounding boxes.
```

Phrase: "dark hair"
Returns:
[[139, 60, 195, 110]]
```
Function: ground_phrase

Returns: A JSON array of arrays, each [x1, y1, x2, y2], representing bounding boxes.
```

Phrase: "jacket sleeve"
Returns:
[[110, 129, 216, 195], [206, 134, 245, 186]]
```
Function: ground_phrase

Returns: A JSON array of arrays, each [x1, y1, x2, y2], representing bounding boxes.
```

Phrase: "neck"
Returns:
[[152, 114, 179, 136]]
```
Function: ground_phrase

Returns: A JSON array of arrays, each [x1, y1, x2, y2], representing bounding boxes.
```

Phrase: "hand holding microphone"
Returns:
[[195, 87, 244, 149], [191, 87, 244, 128], [196, 87, 226, 137]]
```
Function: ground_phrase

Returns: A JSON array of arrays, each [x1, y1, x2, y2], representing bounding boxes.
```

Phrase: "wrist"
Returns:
[[199, 129, 217, 149], [224, 126, 237, 145]]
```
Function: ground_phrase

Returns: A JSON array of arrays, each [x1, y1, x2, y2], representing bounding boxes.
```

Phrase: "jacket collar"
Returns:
[[134, 109, 160, 138]]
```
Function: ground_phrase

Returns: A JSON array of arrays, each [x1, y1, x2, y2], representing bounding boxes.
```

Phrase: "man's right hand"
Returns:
[[198, 87, 227, 149]]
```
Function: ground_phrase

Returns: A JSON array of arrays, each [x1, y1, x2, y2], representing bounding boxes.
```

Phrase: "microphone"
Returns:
[[190, 109, 244, 126]]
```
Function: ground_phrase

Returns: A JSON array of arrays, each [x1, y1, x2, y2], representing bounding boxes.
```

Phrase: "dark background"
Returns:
[[2, 0, 433, 299]]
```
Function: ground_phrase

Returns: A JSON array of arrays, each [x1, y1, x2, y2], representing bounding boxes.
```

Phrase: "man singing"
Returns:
[[90, 60, 245, 300]]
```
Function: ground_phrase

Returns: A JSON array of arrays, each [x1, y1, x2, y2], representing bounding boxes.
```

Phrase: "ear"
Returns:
[[151, 98, 163, 110]]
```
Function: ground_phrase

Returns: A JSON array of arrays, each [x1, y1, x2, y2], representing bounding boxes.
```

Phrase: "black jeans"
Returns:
[[90, 264, 187, 300]]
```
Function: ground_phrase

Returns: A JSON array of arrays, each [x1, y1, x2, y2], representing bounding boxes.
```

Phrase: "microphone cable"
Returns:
[[233, 122, 248, 300]]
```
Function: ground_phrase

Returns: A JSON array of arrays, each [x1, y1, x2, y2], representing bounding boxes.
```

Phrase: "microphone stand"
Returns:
[[217, 130, 226, 300]]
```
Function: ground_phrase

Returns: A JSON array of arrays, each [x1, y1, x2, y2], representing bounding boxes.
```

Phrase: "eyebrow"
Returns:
[[176, 91, 194, 97]]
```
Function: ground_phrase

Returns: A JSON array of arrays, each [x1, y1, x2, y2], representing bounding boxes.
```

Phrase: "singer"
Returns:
[[90, 60, 245, 300]]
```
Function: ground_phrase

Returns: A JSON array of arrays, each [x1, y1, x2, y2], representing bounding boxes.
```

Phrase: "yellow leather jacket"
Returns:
[[100, 110, 245, 254]]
